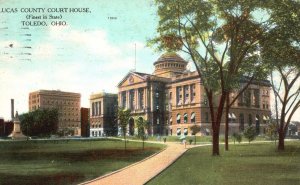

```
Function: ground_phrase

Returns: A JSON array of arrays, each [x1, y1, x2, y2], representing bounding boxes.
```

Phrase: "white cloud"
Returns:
[[32, 44, 56, 60], [0, 25, 165, 121]]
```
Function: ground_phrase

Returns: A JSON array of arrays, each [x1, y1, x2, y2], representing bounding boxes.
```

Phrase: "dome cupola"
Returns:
[[153, 52, 187, 78]]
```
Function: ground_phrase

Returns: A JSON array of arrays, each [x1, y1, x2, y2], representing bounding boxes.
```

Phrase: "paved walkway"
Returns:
[[80, 141, 199, 185]]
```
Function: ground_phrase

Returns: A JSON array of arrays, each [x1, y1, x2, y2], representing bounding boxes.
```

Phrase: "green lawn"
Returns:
[[120, 135, 268, 144], [147, 141, 300, 185], [0, 139, 164, 185]]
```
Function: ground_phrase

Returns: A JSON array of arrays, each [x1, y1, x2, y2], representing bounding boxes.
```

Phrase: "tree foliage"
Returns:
[[116, 107, 131, 151], [136, 118, 149, 150], [190, 125, 201, 145], [232, 132, 242, 144], [265, 121, 278, 145], [19, 108, 59, 137], [149, 0, 271, 155], [261, 0, 300, 151], [243, 126, 256, 144]]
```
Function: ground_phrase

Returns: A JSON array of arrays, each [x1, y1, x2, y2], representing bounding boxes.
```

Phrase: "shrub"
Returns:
[[232, 132, 242, 144], [243, 126, 256, 144]]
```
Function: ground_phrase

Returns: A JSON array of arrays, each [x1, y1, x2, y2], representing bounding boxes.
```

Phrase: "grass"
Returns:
[[146, 141, 300, 185], [0, 139, 164, 185], [119, 135, 268, 144]]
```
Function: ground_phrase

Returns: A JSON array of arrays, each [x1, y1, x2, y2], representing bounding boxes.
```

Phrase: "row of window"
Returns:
[[62, 112, 79, 116], [121, 88, 145, 110], [176, 84, 196, 105], [176, 128, 188, 136], [91, 101, 102, 116], [59, 118, 79, 121], [172, 112, 196, 124], [91, 131, 102, 137], [43, 99, 79, 106], [155, 62, 185, 69], [63, 124, 79, 128], [91, 124, 102, 128]]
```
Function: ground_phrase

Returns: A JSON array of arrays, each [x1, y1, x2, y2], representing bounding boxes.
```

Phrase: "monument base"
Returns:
[[9, 131, 27, 140]]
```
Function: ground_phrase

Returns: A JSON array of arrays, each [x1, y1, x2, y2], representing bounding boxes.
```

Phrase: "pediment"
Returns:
[[117, 71, 148, 87]]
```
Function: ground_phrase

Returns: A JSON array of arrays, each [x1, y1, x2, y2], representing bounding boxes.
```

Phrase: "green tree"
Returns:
[[149, 0, 269, 155], [261, 0, 300, 151], [232, 132, 242, 144], [243, 126, 256, 144], [136, 118, 149, 150], [117, 107, 131, 151], [190, 125, 201, 145], [266, 122, 279, 145], [19, 108, 59, 137]]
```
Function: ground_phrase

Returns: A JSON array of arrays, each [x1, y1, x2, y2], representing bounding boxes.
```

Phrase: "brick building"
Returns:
[[80, 107, 89, 137], [89, 92, 118, 137], [117, 52, 271, 136], [28, 90, 81, 136]]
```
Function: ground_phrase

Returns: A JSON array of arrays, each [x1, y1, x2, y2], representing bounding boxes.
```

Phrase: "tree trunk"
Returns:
[[278, 130, 285, 151], [210, 92, 226, 156], [212, 127, 220, 156], [225, 93, 229, 151]]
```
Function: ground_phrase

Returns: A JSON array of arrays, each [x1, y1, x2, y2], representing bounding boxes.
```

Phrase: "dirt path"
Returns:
[[80, 141, 197, 185]]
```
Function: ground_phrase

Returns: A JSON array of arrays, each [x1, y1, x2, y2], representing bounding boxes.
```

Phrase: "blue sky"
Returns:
[[0, 0, 165, 120], [0, 0, 299, 122]]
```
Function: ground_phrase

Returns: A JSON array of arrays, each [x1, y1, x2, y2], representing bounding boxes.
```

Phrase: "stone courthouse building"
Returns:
[[89, 92, 118, 137], [117, 53, 271, 136]]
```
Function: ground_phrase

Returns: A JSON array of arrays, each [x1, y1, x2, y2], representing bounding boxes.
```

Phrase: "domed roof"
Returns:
[[154, 52, 187, 65]]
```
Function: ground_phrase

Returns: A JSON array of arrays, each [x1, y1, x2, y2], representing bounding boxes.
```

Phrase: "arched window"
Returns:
[[177, 128, 181, 136], [184, 128, 188, 135], [184, 113, 188, 123], [177, 114, 181, 124], [191, 112, 195, 123]]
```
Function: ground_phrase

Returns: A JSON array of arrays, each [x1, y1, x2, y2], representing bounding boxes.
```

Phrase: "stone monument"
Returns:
[[9, 111, 26, 140]]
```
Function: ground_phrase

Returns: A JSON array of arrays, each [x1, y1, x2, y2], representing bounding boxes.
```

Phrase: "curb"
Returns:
[[79, 144, 168, 185]]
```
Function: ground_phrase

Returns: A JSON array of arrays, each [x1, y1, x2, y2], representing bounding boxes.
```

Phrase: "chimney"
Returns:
[[11, 99, 14, 120]]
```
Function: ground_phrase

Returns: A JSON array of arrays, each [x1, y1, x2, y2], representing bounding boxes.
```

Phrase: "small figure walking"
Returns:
[[163, 137, 166, 143]]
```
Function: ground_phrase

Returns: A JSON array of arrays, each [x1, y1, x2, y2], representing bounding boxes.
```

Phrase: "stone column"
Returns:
[[150, 84, 153, 112], [135, 88, 138, 110], [126, 91, 129, 109], [143, 87, 146, 110]]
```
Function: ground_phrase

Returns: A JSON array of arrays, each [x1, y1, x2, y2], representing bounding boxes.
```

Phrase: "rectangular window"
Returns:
[[92, 102, 95, 116], [138, 88, 144, 109], [190, 84, 195, 103], [184, 85, 189, 104], [122, 91, 126, 108], [176, 87, 182, 105], [253, 89, 260, 108], [130, 90, 135, 110]]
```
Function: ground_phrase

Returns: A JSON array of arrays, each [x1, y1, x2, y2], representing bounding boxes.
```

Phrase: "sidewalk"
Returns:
[[80, 142, 193, 185]]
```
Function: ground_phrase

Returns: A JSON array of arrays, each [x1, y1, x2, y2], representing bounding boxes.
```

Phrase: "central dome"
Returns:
[[153, 52, 187, 78], [154, 52, 186, 65]]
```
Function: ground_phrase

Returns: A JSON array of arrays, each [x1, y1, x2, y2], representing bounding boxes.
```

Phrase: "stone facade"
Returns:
[[117, 52, 271, 136], [28, 90, 81, 135], [89, 92, 118, 137]]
